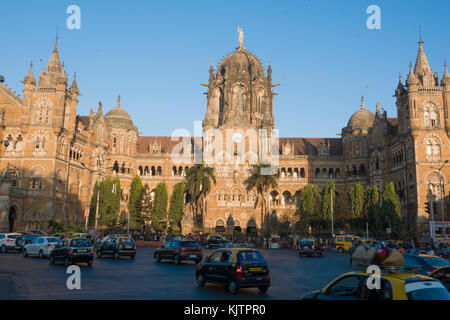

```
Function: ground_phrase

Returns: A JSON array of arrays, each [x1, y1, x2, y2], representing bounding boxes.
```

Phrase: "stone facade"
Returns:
[[0, 35, 448, 234]]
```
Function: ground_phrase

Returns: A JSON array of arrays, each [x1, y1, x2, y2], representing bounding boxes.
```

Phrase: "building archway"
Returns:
[[215, 219, 226, 233], [8, 205, 17, 232]]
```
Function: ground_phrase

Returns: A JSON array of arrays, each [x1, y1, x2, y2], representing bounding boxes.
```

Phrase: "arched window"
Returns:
[[113, 161, 119, 173], [425, 138, 441, 161], [9, 168, 18, 187], [300, 168, 305, 178]]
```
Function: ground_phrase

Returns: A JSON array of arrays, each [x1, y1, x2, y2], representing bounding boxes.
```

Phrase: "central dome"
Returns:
[[217, 48, 265, 77]]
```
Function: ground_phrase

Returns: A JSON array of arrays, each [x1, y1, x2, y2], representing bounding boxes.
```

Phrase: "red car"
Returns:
[[154, 240, 202, 264]]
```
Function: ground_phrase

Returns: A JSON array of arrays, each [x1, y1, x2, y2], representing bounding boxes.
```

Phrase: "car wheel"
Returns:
[[64, 257, 70, 267], [96, 250, 102, 258], [155, 252, 161, 263], [39, 250, 45, 259], [114, 252, 119, 260], [338, 247, 344, 253], [1, 245, 7, 254], [23, 249, 29, 258], [174, 254, 180, 265], [227, 281, 238, 295], [259, 286, 268, 293], [197, 274, 205, 287], [50, 256, 55, 265]]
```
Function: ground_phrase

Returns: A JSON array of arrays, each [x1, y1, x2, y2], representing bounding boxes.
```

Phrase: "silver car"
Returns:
[[23, 236, 61, 258]]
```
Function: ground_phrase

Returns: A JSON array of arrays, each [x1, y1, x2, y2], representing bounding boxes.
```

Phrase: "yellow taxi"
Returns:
[[334, 235, 359, 253], [300, 266, 450, 300]]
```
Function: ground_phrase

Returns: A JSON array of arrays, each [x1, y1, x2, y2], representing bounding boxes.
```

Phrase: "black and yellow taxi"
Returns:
[[96, 236, 136, 260], [49, 237, 94, 267], [196, 248, 270, 294], [300, 266, 450, 300], [298, 239, 323, 257]]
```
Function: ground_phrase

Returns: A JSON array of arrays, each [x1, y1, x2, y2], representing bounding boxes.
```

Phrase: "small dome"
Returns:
[[346, 97, 375, 132], [104, 95, 137, 131]]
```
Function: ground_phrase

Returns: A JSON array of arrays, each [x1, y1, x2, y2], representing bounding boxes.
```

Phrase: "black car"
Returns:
[[404, 254, 450, 275], [298, 240, 323, 257], [204, 236, 230, 249], [96, 236, 136, 260], [50, 238, 94, 267], [154, 240, 202, 264], [196, 248, 270, 294], [429, 266, 450, 291]]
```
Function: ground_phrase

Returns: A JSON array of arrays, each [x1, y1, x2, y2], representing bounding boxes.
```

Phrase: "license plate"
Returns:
[[124, 246, 132, 249], [249, 267, 261, 272], [77, 249, 87, 253], [189, 255, 197, 258], [256, 277, 262, 280]]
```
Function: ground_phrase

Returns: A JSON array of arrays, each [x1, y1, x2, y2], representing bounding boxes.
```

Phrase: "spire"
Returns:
[[46, 37, 62, 72], [414, 36, 432, 76], [376, 102, 381, 116], [442, 60, 450, 87], [23, 61, 36, 84], [267, 61, 272, 81], [396, 72, 405, 95], [407, 61, 417, 86], [69, 72, 79, 93], [360, 96, 365, 109], [117, 95, 121, 108]]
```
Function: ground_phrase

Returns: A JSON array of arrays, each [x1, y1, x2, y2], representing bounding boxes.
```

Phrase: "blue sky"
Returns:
[[1, 0, 450, 138]]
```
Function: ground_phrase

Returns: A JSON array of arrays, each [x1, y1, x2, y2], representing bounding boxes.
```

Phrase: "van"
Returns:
[[335, 235, 359, 253]]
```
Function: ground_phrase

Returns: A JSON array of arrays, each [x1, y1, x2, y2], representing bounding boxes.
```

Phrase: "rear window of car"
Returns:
[[70, 239, 91, 247], [47, 238, 60, 243], [181, 241, 199, 247], [345, 237, 353, 242], [119, 238, 135, 245], [405, 281, 450, 300], [300, 240, 314, 246], [336, 237, 344, 242], [238, 250, 266, 265], [8, 234, 23, 239]]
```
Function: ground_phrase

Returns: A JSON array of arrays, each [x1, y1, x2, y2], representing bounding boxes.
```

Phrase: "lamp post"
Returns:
[[428, 185, 435, 242], [438, 160, 448, 239]]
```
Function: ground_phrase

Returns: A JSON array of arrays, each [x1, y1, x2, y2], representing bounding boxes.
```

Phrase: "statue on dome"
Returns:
[[238, 25, 244, 48]]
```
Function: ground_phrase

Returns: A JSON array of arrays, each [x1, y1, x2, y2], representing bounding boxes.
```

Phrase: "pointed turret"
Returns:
[[38, 38, 68, 88], [23, 61, 36, 85], [442, 61, 450, 87], [395, 72, 406, 96], [407, 61, 418, 87], [69, 72, 79, 94], [46, 39, 62, 73], [414, 39, 432, 77]]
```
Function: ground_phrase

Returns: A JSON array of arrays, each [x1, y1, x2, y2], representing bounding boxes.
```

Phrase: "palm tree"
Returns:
[[244, 163, 279, 234], [184, 163, 216, 227]]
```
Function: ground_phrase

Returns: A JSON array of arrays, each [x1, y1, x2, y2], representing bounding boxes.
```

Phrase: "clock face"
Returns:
[[232, 132, 243, 144]]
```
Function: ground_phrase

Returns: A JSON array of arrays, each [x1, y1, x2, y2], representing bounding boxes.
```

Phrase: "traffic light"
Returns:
[[425, 202, 430, 214], [363, 212, 368, 221]]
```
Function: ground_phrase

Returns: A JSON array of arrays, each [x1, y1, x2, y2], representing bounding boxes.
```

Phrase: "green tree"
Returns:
[[128, 175, 143, 226], [88, 177, 121, 229], [322, 180, 336, 221], [140, 184, 153, 231], [365, 186, 382, 237], [185, 163, 216, 226], [244, 163, 279, 234], [382, 182, 403, 238], [299, 184, 320, 233], [169, 182, 185, 231], [350, 183, 365, 232], [153, 181, 168, 231]]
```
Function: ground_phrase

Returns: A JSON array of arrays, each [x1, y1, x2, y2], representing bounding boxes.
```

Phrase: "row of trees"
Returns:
[[87, 162, 408, 239]]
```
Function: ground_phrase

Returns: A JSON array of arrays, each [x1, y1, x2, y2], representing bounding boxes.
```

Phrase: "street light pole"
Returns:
[[439, 160, 448, 239], [428, 185, 435, 242], [331, 188, 334, 238], [94, 158, 102, 240]]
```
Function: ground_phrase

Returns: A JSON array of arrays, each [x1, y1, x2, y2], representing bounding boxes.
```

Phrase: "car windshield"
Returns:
[[300, 241, 314, 246], [421, 257, 450, 267], [8, 234, 22, 239], [119, 238, 135, 245], [70, 239, 91, 247], [405, 281, 450, 300], [181, 241, 199, 247], [238, 250, 266, 265], [47, 238, 60, 243]]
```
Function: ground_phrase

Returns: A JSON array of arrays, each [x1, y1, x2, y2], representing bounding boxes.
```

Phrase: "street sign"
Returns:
[[386, 228, 391, 234]]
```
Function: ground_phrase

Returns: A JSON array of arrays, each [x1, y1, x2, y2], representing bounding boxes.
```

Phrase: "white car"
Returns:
[[0, 233, 25, 253], [23, 236, 61, 258]]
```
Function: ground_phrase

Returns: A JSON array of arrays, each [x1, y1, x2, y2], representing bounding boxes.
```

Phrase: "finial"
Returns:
[[399, 72, 402, 82], [30, 60, 33, 68], [376, 102, 380, 114], [361, 96, 365, 109], [445, 60, 448, 70], [117, 95, 121, 107], [55, 25, 59, 48], [418, 25, 423, 46], [237, 25, 244, 48], [74, 72, 76, 79]]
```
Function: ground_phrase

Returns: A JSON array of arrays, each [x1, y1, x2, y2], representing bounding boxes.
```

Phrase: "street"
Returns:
[[0, 247, 354, 300]]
